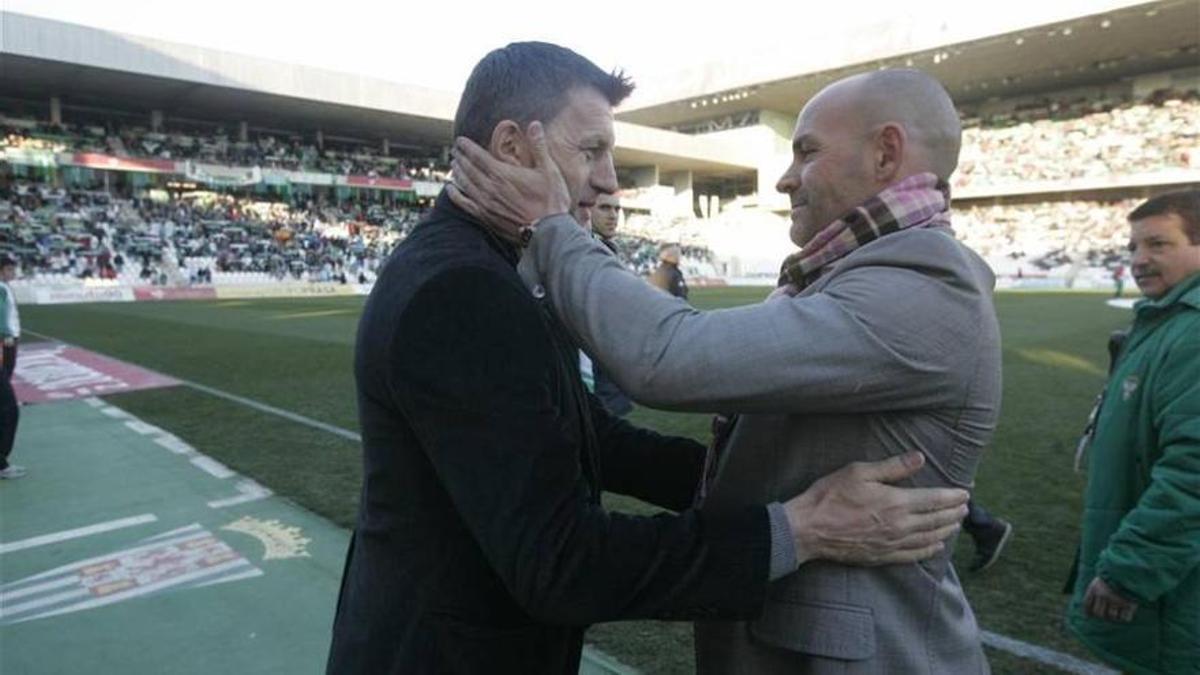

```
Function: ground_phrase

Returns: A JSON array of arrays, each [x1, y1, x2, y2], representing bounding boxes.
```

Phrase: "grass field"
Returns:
[[23, 288, 1132, 673]]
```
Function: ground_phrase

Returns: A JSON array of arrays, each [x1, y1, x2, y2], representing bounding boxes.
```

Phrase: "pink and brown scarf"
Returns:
[[779, 172, 952, 289]]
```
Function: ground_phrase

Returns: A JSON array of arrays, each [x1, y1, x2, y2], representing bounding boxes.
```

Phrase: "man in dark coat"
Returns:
[[326, 42, 969, 675]]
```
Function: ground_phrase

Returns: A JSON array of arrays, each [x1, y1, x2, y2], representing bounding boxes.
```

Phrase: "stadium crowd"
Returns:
[[954, 199, 1139, 274], [1, 118, 450, 181], [0, 173, 1159, 289], [4, 85, 1196, 288], [0, 179, 706, 285], [0, 180, 423, 285], [955, 88, 1198, 191]]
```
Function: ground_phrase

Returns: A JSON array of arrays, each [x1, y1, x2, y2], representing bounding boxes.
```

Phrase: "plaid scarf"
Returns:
[[778, 172, 952, 289]]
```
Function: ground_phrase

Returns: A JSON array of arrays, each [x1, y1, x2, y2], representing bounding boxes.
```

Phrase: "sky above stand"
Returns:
[[9, 0, 1126, 101]]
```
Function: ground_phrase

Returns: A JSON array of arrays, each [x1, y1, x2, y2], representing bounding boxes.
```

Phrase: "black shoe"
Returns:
[[969, 520, 1012, 573]]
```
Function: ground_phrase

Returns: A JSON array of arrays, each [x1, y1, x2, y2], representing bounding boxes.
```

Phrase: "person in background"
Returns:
[[649, 243, 687, 299], [1066, 189, 1200, 674], [962, 500, 1012, 572], [587, 192, 633, 417], [0, 255, 24, 479]]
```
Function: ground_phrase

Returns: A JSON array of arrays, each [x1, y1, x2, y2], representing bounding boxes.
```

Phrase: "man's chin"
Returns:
[[790, 221, 816, 249], [1135, 278, 1164, 298]]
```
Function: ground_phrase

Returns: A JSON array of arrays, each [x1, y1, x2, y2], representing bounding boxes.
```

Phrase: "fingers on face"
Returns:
[[451, 148, 488, 187], [445, 184, 483, 220], [450, 162, 477, 198], [530, 123, 555, 167], [453, 136, 492, 172]]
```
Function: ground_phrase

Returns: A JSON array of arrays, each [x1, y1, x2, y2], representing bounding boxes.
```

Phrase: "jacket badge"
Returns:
[[1121, 375, 1140, 401]]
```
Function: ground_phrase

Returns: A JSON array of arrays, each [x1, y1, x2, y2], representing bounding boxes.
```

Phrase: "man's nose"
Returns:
[[776, 165, 798, 195], [1131, 246, 1150, 267], [594, 158, 618, 194]]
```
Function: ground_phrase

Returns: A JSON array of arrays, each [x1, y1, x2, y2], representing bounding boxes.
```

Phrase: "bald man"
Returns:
[[451, 68, 999, 673]]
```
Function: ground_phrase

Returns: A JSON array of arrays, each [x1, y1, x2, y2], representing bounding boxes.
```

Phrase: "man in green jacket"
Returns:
[[1068, 189, 1200, 674]]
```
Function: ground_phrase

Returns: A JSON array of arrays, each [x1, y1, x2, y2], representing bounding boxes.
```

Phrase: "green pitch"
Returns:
[[21, 288, 1132, 673]]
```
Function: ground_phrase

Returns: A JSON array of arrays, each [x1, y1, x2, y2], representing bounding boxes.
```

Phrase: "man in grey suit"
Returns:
[[451, 69, 999, 673]]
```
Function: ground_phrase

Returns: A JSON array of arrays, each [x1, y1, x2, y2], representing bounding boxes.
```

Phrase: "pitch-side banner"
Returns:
[[132, 287, 218, 301], [214, 283, 356, 300], [34, 286, 136, 305]]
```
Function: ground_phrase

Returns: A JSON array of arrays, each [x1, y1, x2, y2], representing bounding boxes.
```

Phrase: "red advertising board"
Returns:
[[133, 286, 218, 301], [343, 175, 413, 190], [68, 153, 178, 174]]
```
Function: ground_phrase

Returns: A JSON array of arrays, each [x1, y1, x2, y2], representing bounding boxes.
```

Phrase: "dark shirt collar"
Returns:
[[431, 190, 521, 267]]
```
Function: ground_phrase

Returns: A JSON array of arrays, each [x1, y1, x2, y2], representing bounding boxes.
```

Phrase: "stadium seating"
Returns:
[[0, 180, 419, 285], [3, 85, 1195, 290], [955, 88, 1198, 192], [2, 120, 449, 181]]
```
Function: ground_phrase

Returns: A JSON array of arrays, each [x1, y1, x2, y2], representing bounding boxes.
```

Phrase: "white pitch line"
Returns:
[[981, 630, 1118, 674], [124, 420, 164, 435], [0, 588, 91, 619], [154, 435, 196, 456], [0, 576, 79, 602], [207, 479, 273, 509], [190, 456, 236, 480], [0, 514, 159, 556], [182, 380, 362, 443]]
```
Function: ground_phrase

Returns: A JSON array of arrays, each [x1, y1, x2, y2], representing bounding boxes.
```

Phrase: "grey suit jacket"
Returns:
[[525, 216, 1001, 674]]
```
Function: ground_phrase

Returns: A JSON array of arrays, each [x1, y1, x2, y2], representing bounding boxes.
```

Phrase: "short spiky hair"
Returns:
[[453, 42, 634, 146], [1130, 190, 1200, 244]]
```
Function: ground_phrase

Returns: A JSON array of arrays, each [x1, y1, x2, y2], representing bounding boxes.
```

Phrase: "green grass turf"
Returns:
[[23, 288, 1133, 673]]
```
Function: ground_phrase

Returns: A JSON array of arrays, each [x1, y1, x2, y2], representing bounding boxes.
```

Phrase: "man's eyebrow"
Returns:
[[579, 133, 612, 148], [792, 134, 814, 152]]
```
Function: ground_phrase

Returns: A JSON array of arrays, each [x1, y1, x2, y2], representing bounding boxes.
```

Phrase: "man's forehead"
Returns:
[[1131, 213, 1187, 240], [548, 87, 615, 143], [792, 83, 860, 140], [791, 105, 830, 143]]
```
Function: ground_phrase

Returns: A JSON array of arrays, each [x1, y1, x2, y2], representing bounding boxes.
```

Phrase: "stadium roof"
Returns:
[[0, 12, 756, 175], [2, 3, 1195, 175], [618, 0, 1200, 128]]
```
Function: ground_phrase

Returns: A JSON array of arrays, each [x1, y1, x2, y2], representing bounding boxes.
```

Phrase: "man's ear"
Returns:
[[488, 121, 533, 167], [873, 122, 905, 183]]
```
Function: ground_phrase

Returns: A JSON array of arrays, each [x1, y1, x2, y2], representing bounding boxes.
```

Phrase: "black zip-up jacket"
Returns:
[[326, 195, 770, 674]]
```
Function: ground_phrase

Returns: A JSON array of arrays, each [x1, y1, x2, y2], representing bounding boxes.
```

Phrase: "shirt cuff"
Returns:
[[766, 501, 799, 581]]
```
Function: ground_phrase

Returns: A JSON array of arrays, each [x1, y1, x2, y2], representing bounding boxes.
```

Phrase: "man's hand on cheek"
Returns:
[[447, 121, 572, 246]]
